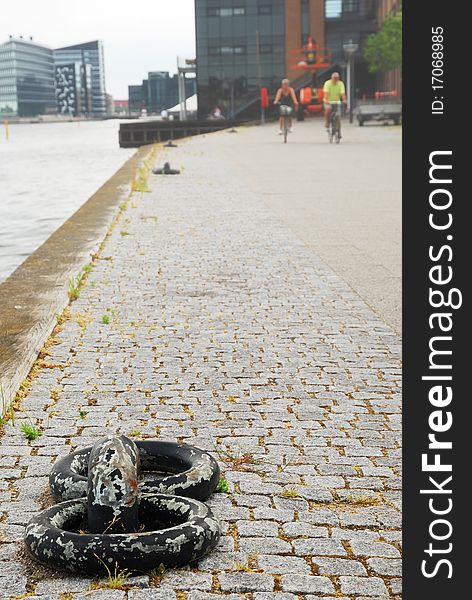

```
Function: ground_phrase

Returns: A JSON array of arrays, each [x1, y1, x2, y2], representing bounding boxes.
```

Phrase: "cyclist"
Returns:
[[274, 79, 299, 135], [323, 72, 347, 136]]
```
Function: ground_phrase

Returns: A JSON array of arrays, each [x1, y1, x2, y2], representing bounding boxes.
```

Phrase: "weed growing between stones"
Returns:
[[216, 476, 230, 493], [149, 564, 166, 587], [344, 494, 381, 506], [213, 441, 262, 472], [92, 557, 132, 590], [282, 487, 300, 498], [19, 421, 42, 441], [67, 275, 81, 301], [101, 313, 111, 325], [127, 430, 142, 438]]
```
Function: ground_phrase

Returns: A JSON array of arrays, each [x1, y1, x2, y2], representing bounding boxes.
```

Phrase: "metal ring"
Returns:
[[49, 440, 220, 502], [25, 495, 221, 574]]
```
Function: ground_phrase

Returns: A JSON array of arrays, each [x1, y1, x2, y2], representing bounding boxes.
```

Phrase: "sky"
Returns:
[[1, 0, 196, 98]]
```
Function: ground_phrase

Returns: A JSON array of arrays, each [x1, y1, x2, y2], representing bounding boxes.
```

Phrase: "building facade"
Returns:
[[0, 37, 56, 117], [55, 62, 92, 116], [194, 0, 379, 117], [54, 40, 106, 117], [128, 83, 146, 115]]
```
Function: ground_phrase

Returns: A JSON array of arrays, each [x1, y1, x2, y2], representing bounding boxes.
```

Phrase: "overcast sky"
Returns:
[[2, 0, 196, 98]]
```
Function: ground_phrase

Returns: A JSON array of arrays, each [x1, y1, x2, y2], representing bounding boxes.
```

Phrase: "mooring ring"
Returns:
[[25, 494, 221, 574], [50, 440, 220, 502]]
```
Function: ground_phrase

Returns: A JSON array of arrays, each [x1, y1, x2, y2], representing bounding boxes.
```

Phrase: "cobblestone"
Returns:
[[280, 574, 335, 594], [0, 129, 401, 599]]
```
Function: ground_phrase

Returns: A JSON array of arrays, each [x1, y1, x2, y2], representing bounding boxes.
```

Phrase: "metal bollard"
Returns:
[[87, 435, 140, 534]]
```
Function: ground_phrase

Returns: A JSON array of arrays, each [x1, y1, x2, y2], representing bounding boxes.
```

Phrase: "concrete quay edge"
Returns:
[[0, 144, 155, 412]]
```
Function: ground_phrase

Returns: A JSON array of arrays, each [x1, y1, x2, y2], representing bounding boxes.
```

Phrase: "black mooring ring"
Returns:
[[25, 494, 221, 574], [49, 440, 220, 502]]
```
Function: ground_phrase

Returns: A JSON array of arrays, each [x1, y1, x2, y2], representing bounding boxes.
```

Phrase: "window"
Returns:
[[344, 0, 358, 12], [325, 0, 342, 18], [260, 44, 273, 54], [208, 45, 246, 56], [207, 7, 246, 17], [258, 4, 272, 15]]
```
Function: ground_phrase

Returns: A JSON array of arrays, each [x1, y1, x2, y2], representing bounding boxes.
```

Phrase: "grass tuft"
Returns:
[[282, 487, 300, 498], [93, 556, 132, 590], [216, 476, 230, 493], [149, 563, 166, 586], [68, 275, 81, 301], [20, 421, 42, 441]]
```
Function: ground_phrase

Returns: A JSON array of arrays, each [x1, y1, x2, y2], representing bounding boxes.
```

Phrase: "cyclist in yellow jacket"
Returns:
[[323, 72, 347, 134]]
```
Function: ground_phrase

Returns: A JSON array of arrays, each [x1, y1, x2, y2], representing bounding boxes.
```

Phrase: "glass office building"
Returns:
[[54, 41, 106, 117], [0, 37, 56, 117], [195, 0, 287, 118]]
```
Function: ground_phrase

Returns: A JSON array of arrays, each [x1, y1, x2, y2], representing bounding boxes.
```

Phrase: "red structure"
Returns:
[[290, 36, 332, 73]]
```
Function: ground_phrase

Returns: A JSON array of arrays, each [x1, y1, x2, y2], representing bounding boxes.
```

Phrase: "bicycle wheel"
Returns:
[[335, 117, 341, 143]]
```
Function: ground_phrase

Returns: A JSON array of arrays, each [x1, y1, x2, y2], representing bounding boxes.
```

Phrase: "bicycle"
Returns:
[[279, 105, 293, 143], [327, 101, 343, 144]]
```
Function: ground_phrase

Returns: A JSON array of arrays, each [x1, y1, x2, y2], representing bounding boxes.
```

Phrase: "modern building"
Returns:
[[55, 62, 92, 116], [0, 37, 56, 117], [128, 71, 196, 116], [128, 83, 147, 115], [53, 40, 107, 117], [194, 0, 378, 118]]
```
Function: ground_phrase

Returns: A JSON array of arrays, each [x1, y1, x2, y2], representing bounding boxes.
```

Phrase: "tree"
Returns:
[[364, 12, 402, 73]]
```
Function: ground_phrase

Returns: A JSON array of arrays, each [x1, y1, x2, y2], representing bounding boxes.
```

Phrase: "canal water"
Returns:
[[0, 120, 135, 283]]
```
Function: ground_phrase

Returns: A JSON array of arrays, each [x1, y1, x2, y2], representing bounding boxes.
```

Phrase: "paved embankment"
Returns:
[[0, 123, 401, 600]]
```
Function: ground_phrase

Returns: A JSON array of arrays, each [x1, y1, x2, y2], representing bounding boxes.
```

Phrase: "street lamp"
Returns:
[[343, 40, 358, 123]]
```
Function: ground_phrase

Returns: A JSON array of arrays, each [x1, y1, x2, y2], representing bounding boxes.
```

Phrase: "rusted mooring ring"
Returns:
[[50, 440, 220, 502], [25, 494, 221, 574]]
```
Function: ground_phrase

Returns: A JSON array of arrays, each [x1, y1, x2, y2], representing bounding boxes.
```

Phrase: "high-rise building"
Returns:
[[194, 0, 377, 118], [0, 37, 56, 117], [54, 40, 106, 117]]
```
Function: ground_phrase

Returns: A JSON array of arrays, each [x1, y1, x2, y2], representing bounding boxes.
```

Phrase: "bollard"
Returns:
[[153, 162, 181, 175], [4, 119, 9, 142], [87, 435, 140, 534]]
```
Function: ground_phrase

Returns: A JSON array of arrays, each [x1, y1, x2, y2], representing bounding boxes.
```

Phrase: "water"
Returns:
[[0, 120, 135, 283]]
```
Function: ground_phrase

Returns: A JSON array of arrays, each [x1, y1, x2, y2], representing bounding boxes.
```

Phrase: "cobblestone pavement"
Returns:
[[0, 130, 402, 599]]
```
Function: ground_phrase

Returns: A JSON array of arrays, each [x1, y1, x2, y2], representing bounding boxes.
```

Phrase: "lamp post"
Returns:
[[343, 40, 358, 123]]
